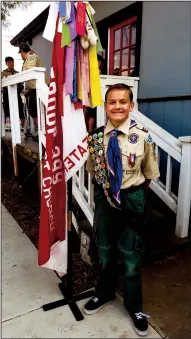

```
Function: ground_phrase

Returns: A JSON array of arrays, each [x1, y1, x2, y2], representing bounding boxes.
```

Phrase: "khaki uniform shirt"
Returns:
[[1, 69, 19, 92], [1, 68, 23, 92], [86, 118, 160, 189], [1, 68, 18, 79], [22, 52, 49, 89]]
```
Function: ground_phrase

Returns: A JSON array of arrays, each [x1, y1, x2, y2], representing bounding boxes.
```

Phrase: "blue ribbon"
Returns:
[[70, 39, 77, 103]]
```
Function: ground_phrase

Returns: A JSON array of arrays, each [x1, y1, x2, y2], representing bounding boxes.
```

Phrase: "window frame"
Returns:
[[109, 16, 137, 76]]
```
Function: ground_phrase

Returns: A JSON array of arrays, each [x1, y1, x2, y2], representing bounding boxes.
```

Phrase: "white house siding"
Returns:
[[139, 1, 191, 98], [31, 31, 52, 77]]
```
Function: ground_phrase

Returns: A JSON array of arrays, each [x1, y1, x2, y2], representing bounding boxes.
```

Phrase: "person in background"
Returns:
[[84, 54, 105, 132], [19, 43, 49, 140], [84, 83, 160, 337], [1, 56, 24, 128]]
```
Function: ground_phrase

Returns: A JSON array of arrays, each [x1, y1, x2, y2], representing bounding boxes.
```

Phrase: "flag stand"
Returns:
[[42, 178, 94, 321]]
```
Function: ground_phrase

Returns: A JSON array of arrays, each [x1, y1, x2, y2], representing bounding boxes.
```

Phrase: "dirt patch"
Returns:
[[2, 173, 40, 248]]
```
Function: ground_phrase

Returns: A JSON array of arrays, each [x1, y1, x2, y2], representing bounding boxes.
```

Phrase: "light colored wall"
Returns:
[[31, 31, 52, 77], [139, 1, 191, 98], [91, 1, 134, 23]]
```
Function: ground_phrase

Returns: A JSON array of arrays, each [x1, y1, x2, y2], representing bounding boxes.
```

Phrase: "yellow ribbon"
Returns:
[[77, 58, 83, 101], [89, 46, 103, 108]]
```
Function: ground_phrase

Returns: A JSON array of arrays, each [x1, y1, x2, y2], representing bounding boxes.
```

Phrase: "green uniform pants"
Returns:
[[93, 184, 146, 313]]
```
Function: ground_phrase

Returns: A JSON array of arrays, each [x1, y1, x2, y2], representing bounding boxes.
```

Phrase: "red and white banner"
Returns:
[[38, 18, 67, 273], [62, 94, 88, 181], [38, 15, 88, 274]]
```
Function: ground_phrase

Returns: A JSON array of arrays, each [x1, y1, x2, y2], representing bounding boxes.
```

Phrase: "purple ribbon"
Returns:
[[68, 2, 77, 41], [65, 41, 75, 96]]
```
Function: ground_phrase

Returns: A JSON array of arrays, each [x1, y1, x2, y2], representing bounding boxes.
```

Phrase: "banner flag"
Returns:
[[39, 2, 102, 274]]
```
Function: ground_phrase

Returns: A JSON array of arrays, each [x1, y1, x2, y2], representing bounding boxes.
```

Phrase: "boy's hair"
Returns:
[[5, 56, 14, 63], [105, 83, 133, 103]]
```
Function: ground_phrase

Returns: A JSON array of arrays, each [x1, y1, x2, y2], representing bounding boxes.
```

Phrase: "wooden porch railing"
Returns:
[[2, 70, 191, 239]]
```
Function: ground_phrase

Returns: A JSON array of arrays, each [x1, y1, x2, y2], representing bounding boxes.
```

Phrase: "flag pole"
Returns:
[[42, 177, 94, 321]]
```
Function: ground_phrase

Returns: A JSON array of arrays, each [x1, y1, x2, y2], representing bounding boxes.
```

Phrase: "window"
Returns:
[[109, 17, 137, 76]]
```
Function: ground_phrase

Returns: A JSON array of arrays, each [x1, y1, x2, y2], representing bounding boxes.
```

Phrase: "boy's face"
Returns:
[[6, 59, 14, 70], [105, 89, 134, 127]]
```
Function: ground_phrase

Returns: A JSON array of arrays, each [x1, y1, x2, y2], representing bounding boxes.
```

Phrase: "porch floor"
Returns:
[[2, 132, 39, 163]]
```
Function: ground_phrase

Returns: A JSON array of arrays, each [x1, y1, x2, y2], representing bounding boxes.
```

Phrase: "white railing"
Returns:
[[74, 113, 191, 239], [73, 75, 191, 239], [2, 71, 191, 239], [2, 67, 48, 181]]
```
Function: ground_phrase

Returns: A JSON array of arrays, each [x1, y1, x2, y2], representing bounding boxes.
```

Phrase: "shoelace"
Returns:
[[135, 312, 150, 320], [92, 297, 99, 303]]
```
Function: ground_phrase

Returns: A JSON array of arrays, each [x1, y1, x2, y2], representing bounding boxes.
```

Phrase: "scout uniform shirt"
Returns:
[[1, 68, 18, 78], [22, 52, 49, 89], [1, 68, 18, 92], [86, 117, 160, 189]]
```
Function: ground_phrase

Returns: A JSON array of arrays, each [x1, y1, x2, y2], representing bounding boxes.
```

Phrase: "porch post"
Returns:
[[36, 72, 46, 192], [1, 94, 5, 137], [8, 84, 21, 176], [176, 136, 191, 238]]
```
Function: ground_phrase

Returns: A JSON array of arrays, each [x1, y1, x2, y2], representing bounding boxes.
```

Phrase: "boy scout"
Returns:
[[18, 43, 49, 139], [83, 83, 160, 336], [1, 56, 24, 127]]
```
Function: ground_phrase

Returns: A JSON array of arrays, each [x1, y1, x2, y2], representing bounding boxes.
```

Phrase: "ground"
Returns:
[[2, 153, 191, 338]]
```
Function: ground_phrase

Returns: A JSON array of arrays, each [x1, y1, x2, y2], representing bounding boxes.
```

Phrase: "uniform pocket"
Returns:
[[124, 186, 145, 214]]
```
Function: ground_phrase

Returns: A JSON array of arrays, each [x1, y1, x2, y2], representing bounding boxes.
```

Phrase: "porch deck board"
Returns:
[[2, 133, 39, 163]]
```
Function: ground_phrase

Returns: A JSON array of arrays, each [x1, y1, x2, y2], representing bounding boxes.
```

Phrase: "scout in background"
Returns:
[[18, 43, 49, 141], [84, 83, 160, 337], [1, 56, 25, 128]]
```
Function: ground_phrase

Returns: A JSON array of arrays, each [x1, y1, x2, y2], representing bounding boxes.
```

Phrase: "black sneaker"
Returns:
[[130, 312, 150, 336], [83, 296, 115, 315]]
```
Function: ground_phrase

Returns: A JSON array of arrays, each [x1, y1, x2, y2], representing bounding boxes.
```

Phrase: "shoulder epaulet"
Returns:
[[129, 119, 137, 129], [136, 124, 148, 133], [89, 125, 104, 137]]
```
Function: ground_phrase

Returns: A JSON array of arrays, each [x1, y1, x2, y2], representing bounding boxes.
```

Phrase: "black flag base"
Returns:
[[42, 178, 95, 321], [42, 283, 94, 321]]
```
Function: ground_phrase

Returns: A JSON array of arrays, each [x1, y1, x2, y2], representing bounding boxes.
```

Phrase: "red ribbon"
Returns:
[[76, 2, 86, 37]]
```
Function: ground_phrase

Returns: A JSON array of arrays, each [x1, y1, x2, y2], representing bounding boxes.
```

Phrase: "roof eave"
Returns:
[[10, 5, 50, 46]]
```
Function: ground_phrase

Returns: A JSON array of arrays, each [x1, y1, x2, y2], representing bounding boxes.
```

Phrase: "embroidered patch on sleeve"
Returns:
[[145, 134, 153, 144]]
